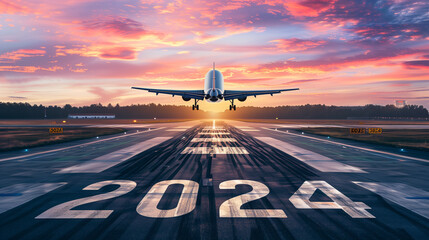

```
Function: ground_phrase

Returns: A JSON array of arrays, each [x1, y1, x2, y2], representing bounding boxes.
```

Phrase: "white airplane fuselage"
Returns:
[[204, 69, 224, 103]]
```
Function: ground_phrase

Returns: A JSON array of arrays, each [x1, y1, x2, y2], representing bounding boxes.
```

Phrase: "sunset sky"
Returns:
[[1, 0, 428, 112]]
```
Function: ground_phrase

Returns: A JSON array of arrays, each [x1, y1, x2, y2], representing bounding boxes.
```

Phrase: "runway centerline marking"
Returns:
[[256, 137, 365, 173], [0, 183, 67, 214], [354, 182, 429, 220], [56, 137, 171, 173], [263, 127, 429, 163], [0, 127, 165, 162]]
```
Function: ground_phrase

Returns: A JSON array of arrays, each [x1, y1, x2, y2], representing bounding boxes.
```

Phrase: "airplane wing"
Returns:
[[131, 87, 205, 100], [223, 88, 299, 100]]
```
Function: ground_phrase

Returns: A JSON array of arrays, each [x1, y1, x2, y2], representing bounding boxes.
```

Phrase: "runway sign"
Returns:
[[350, 128, 365, 134], [49, 127, 63, 134], [368, 128, 382, 134]]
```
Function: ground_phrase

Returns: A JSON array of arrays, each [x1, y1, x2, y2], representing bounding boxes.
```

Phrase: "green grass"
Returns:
[[238, 119, 429, 125], [0, 127, 126, 152], [299, 127, 429, 151]]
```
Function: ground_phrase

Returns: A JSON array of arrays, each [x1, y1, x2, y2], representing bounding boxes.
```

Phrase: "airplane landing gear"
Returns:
[[229, 100, 236, 111], [192, 99, 200, 110]]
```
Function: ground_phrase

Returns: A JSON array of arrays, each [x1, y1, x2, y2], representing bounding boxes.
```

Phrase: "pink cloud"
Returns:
[[0, 49, 46, 63], [271, 38, 327, 52], [78, 16, 161, 40], [0, 0, 29, 14], [0, 65, 63, 73], [99, 47, 137, 60]]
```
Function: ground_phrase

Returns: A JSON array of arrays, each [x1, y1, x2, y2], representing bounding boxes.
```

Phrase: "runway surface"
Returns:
[[1, 120, 429, 239]]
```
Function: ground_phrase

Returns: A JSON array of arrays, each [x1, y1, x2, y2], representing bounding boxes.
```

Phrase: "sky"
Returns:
[[0, 0, 428, 112]]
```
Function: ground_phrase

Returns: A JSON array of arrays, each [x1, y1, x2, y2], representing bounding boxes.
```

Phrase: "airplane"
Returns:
[[132, 63, 299, 110]]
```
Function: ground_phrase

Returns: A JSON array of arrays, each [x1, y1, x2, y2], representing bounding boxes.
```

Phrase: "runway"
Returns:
[[0, 120, 429, 239]]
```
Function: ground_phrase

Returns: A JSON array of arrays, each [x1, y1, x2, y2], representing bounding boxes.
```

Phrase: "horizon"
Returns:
[[1, 0, 428, 111]]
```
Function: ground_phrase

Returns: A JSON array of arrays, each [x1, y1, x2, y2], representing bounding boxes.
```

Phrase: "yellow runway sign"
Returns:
[[49, 127, 63, 134]]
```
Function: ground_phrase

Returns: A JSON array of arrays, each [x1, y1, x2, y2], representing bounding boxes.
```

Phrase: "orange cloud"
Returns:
[[265, 0, 335, 17], [0, 65, 63, 73], [0, 49, 46, 63], [99, 47, 137, 60], [0, 0, 29, 14], [271, 38, 327, 52]]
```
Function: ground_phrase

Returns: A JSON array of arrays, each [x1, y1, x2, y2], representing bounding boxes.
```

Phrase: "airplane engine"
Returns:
[[238, 96, 247, 102], [182, 96, 191, 101]]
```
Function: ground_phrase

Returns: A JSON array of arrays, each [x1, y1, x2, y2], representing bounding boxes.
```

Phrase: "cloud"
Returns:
[[255, 46, 420, 73], [271, 38, 327, 52], [79, 16, 152, 39], [0, 65, 63, 73], [99, 47, 137, 60], [283, 78, 324, 85], [0, 0, 29, 14], [0, 49, 46, 63], [282, 0, 335, 17], [8, 96, 27, 99], [403, 60, 429, 69]]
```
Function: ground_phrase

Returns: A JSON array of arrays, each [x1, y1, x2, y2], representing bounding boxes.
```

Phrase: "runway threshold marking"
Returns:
[[256, 137, 365, 173], [197, 132, 231, 135], [0, 183, 67, 214], [191, 138, 237, 142], [56, 137, 172, 173], [182, 125, 248, 154], [181, 147, 249, 154], [0, 127, 165, 163], [203, 127, 225, 130], [354, 182, 429, 219], [263, 127, 429, 163]]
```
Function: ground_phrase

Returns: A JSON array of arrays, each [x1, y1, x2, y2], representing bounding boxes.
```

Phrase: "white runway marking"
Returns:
[[197, 132, 230, 135], [263, 127, 429, 163], [241, 129, 260, 131], [36, 180, 136, 219], [203, 127, 225, 130], [354, 182, 429, 220], [0, 127, 165, 162], [57, 137, 171, 173], [191, 138, 237, 142], [181, 147, 249, 154], [256, 137, 365, 173], [0, 183, 67, 214], [290, 181, 374, 218], [137, 180, 199, 218]]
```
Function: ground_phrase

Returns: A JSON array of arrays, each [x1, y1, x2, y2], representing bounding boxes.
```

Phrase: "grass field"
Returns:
[[238, 119, 429, 125], [298, 127, 429, 151], [0, 127, 126, 152], [0, 119, 193, 126]]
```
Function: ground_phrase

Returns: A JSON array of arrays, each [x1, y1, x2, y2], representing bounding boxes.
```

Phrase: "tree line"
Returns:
[[0, 102, 428, 119]]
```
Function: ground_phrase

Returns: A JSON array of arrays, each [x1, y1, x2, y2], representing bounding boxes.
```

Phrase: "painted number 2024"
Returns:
[[36, 180, 374, 219]]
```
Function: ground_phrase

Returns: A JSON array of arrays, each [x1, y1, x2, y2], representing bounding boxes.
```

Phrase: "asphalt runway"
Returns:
[[1, 120, 429, 239]]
